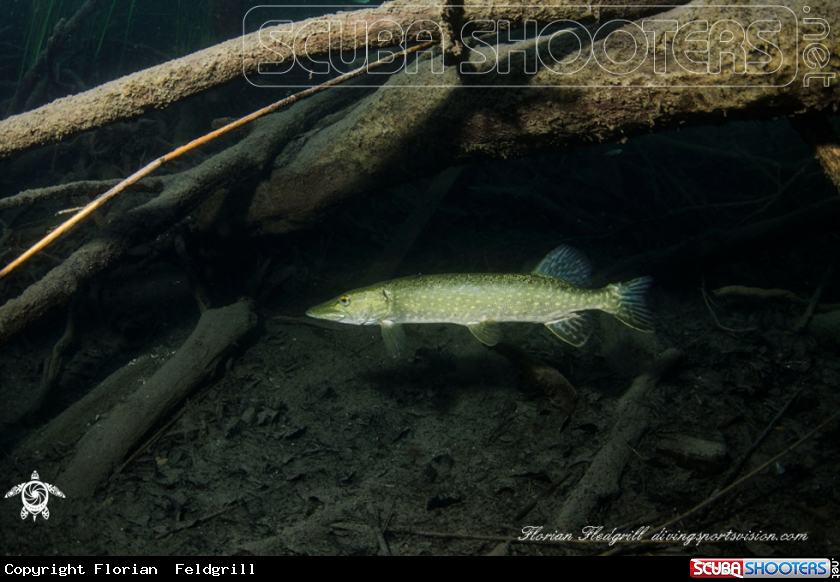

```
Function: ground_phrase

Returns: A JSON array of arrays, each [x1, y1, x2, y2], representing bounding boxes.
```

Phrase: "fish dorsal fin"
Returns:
[[380, 320, 406, 358], [533, 245, 591, 287], [545, 314, 592, 347], [467, 320, 502, 346]]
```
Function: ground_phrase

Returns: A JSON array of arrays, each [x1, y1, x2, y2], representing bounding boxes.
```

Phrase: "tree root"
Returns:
[[6, 0, 104, 116], [711, 285, 840, 313], [57, 299, 258, 498], [20, 355, 159, 460], [553, 348, 680, 530], [789, 112, 840, 193], [0, 83, 357, 346], [0, 40, 436, 282], [602, 406, 840, 555], [491, 342, 578, 414], [701, 274, 756, 333], [0, 178, 165, 212]]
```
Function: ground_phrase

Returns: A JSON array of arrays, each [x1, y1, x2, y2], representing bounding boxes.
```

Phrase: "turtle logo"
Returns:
[[4, 471, 65, 522]]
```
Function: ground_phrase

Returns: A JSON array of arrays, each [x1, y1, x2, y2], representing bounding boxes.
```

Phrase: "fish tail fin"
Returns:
[[610, 276, 654, 332]]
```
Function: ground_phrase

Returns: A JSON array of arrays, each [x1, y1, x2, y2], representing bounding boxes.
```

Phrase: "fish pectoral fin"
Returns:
[[380, 321, 406, 358], [545, 314, 592, 347], [467, 320, 502, 346]]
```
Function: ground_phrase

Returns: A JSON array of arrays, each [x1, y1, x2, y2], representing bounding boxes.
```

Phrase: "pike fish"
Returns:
[[306, 245, 653, 358]]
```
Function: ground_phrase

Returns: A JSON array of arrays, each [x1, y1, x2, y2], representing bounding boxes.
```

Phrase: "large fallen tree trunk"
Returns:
[[0, 0, 686, 159], [243, 0, 840, 232], [0, 0, 837, 345]]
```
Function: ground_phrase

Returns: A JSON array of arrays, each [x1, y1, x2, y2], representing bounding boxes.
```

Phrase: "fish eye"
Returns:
[[339, 294, 351, 306]]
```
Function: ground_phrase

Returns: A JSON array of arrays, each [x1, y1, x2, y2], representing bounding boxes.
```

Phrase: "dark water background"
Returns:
[[0, 0, 362, 103]]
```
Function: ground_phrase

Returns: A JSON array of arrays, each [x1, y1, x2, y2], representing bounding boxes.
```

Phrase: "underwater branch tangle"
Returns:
[[0, 0, 692, 159], [0, 40, 437, 283], [1, 0, 838, 346]]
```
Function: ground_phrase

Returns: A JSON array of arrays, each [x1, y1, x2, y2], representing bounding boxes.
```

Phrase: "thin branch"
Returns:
[[701, 274, 756, 333], [711, 387, 803, 497], [0, 178, 165, 212], [602, 407, 840, 555], [711, 286, 802, 302], [795, 264, 833, 332], [711, 284, 840, 313], [0, 41, 436, 282]]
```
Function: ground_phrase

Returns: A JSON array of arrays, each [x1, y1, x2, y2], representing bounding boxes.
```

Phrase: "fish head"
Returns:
[[306, 284, 392, 325]]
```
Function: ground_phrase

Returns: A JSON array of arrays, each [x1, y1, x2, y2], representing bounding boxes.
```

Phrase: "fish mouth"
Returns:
[[306, 307, 345, 322]]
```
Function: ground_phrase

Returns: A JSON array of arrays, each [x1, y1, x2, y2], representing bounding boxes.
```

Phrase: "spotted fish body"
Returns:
[[306, 245, 653, 358], [378, 272, 611, 324]]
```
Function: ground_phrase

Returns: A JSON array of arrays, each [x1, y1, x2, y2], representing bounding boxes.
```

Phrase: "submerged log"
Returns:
[[554, 348, 680, 530], [0, 0, 687, 159], [243, 0, 840, 232], [58, 299, 257, 497]]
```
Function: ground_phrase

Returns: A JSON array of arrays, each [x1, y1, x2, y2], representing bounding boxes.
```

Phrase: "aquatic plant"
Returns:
[[6, 0, 227, 115], [95, 0, 118, 57], [117, 0, 136, 72], [17, 0, 56, 82]]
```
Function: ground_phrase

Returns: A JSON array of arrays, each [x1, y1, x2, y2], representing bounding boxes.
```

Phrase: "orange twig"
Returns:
[[0, 40, 437, 281]]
